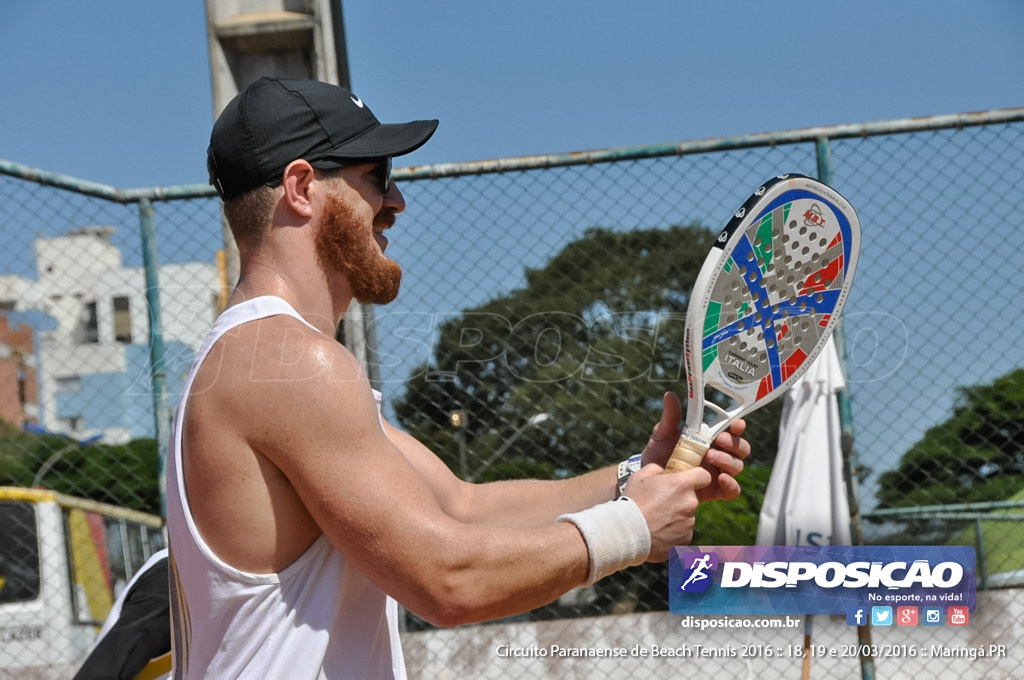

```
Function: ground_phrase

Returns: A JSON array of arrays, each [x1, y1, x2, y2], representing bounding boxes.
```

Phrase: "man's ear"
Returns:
[[281, 160, 316, 218]]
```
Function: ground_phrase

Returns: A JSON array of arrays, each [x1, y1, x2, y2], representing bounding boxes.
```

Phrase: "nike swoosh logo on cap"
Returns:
[[350, 95, 364, 108]]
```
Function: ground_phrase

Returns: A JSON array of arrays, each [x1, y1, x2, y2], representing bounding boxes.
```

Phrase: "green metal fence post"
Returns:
[[814, 137, 867, 545], [975, 518, 988, 591], [138, 197, 170, 517], [816, 136, 876, 680]]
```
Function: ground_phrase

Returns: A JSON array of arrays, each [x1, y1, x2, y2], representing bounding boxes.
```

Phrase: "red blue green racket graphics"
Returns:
[[666, 174, 861, 473]]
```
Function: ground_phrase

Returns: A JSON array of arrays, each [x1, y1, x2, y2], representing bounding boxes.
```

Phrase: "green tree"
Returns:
[[877, 368, 1024, 508], [0, 420, 160, 514], [874, 368, 1024, 542], [392, 224, 780, 618], [395, 224, 780, 478]]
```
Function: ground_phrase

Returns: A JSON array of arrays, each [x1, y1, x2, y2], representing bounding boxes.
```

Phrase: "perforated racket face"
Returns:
[[684, 174, 860, 433]]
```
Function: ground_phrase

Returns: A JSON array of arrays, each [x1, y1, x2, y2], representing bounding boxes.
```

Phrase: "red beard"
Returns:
[[315, 191, 403, 305]]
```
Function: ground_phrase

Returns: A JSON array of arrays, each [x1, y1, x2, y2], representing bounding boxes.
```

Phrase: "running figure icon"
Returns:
[[680, 554, 714, 592]]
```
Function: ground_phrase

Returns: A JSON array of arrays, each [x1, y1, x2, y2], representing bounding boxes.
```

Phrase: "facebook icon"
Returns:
[[846, 607, 867, 626]]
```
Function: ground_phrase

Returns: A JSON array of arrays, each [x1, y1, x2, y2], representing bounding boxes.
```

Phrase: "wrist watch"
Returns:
[[616, 454, 643, 497]]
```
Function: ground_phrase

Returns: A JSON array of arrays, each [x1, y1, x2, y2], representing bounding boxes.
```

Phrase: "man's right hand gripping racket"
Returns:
[[666, 174, 861, 473]]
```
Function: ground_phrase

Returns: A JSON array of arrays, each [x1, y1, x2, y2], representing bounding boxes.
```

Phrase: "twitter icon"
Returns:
[[871, 606, 893, 626]]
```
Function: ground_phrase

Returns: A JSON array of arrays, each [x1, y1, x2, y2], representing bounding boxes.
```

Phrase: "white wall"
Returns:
[[34, 227, 121, 345]]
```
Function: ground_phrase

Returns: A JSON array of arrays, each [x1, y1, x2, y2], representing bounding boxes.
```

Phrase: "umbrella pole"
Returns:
[[801, 615, 813, 680]]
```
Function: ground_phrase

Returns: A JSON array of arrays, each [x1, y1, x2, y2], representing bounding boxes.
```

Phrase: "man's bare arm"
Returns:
[[384, 392, 750, 528], [253, 333, 709, 626]]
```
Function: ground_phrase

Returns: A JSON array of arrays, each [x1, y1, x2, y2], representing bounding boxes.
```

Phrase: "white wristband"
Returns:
[[557, 496, 651, 586]]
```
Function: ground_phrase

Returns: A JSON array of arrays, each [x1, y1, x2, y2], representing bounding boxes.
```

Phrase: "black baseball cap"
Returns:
[[207, 77, 438, 200]]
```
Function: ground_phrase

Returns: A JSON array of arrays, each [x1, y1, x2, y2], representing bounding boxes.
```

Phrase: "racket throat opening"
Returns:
[[700, 385, 741, 433]]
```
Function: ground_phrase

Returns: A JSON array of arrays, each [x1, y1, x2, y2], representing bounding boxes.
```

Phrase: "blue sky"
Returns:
[[1, 1, 1022, 188], [2, 2, 1021, 513]]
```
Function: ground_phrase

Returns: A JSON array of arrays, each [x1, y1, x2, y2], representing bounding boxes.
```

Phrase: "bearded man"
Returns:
[[165, 77, 751, 680]]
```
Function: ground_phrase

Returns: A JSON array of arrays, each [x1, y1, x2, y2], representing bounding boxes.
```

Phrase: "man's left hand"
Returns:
[[640, 392, 751, 502]]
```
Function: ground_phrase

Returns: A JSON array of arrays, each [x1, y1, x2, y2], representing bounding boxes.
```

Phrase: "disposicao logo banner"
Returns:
[[669, 546, 976, 616]]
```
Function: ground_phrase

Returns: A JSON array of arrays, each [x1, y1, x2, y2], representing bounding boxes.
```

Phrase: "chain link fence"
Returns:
[[1, 108, 1022, 678]]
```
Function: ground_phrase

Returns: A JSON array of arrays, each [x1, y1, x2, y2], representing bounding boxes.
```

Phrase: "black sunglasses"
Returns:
[[374, 157, 393, 195], [306, 156, 392, 195]]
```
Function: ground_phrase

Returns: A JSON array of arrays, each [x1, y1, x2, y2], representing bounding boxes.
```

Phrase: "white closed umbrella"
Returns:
[[756, 335, 851, 547], [755, 335, 852, 680]]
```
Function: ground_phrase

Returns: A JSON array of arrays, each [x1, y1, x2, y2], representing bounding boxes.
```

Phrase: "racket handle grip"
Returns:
[[666, 431, 711, 473]]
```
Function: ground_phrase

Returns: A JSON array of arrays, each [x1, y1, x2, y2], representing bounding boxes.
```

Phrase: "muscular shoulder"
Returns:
[[189, 315, 375, 443], [194, 314, 361, 392]]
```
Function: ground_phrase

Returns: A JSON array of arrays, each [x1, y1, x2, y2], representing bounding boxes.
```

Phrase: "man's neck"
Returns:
[[229, 265, 353, 337]]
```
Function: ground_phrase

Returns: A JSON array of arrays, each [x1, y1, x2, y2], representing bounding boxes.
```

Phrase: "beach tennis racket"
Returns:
[[665, 174, 860, 473]]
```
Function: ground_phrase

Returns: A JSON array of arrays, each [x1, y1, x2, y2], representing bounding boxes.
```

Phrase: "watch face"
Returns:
[[617, 457, 642, 495]]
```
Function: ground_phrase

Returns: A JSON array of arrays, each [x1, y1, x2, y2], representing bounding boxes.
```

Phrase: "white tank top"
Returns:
[[166, 296, 407, 680]]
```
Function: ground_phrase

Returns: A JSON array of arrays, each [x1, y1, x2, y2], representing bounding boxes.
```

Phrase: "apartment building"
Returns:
[[0, 226, 220, 442]]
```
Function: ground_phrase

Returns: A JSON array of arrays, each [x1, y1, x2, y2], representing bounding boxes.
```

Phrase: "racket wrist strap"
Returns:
[[616, 454, 643, 497], [557, 496, 651, 586]]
